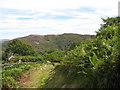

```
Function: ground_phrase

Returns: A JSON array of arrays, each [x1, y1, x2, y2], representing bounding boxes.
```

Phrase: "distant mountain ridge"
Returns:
[[2, 33, 95, 52], [0, 39, 9, 43]]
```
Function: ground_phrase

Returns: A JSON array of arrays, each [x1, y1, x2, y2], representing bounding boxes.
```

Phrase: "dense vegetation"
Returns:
[[62, 17, 120, 88], [2, 17, 120, 88], [2, 63, 41, 88], [5, 39, 36, 56]]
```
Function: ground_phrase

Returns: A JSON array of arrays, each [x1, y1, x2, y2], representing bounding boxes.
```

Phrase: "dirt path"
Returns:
[[18, 64, 54, 88]]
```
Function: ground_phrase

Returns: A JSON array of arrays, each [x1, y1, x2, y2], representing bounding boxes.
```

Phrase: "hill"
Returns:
[[2, 33, 95, 52], [3, 33, 95, 51]]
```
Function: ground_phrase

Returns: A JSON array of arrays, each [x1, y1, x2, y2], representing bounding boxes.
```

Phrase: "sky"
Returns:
[[0, 0, 119, 39]]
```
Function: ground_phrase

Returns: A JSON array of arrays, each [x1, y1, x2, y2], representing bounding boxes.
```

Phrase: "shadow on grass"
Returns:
[[42, 65, 82, 88]]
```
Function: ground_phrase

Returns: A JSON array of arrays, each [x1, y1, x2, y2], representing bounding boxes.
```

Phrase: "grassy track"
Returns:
[[18, 64, 55, 88]]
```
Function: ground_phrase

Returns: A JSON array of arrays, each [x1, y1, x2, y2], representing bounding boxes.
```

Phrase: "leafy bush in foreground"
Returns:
[[63, 17, 120, 88], [2, 64, 39, 88]]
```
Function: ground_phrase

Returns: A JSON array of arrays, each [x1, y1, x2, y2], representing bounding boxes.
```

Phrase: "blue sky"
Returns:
[[0, 0, 119, 39]]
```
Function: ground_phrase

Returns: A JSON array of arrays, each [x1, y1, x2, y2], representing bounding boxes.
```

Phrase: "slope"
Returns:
[[2, 33, 95, 52]]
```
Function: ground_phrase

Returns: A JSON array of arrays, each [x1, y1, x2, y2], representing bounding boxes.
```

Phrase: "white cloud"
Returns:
[[0, 0, 119, 10], [0, 0, 119, 39]]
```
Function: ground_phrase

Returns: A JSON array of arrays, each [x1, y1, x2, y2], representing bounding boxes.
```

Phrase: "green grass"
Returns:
[[2, 63, 41, 88], [42, 65, 84, 88], [18, 64, 55, 88]]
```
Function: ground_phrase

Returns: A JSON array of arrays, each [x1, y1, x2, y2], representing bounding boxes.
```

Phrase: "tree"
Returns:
[[5, 39, 36, 56], [96, 17, 119, 37]]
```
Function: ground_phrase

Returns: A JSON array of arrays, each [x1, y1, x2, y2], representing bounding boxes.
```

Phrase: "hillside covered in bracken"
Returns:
[[2, 33, 95, 52]]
